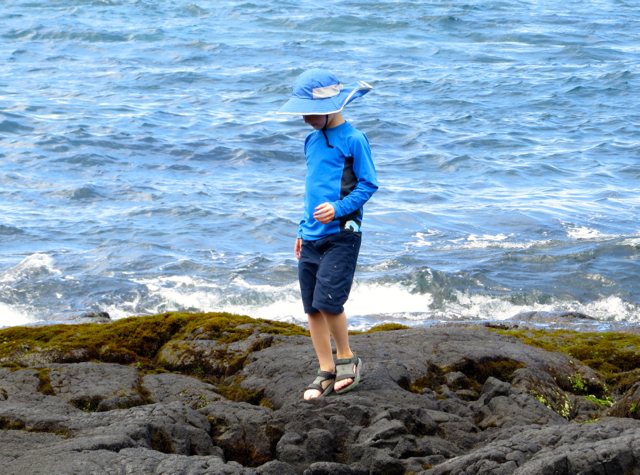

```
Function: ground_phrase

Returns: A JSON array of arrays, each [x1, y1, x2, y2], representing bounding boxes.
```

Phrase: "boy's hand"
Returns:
[[313, 203, 335, 224], [294, 238, 302, 259]]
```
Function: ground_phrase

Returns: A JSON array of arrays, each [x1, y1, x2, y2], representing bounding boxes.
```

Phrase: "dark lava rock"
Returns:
[[255, 460, 298, 475], [79, 311, 111, 320], [303, 461, 362, 474], [607, 381, 640, 419], [143, 372, 226, 409], [509, 311, 596, 322], [420, 418, 640, 475], [2, 323, 640, 475], [47, 362, 146, 411], [471, 376, 567, 429]]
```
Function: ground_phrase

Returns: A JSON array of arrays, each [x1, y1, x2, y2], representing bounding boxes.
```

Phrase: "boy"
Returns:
[[277, 69, 378, 399]]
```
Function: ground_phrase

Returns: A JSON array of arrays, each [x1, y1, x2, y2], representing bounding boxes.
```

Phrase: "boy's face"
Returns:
[[303, 114, 329, 130]]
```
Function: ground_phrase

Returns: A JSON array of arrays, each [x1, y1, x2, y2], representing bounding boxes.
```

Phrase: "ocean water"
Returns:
[[1, 0, 639, 330]]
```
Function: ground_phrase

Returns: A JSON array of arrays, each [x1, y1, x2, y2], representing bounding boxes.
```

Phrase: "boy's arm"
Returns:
[[294, 238, 302, 259], [330, 134, 378, 218]]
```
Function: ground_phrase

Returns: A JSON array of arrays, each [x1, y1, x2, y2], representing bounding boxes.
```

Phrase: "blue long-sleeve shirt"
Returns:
[[298, 121, 378, 240]]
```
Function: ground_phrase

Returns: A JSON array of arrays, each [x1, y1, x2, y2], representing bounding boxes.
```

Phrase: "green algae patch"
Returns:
[[349, 323, 411, 335], [151, 429, 176, 454], [409, 364, 446, 394], [491, 328, 640, 393], [450, 358, 525, 390], [0, 312, 308, 368], [0, 417, 26, 431], [0, 362, 21, 371], [253, 320, 309, 338], [407, 358, 525, 396], [182, 316, 308, 343], [216, 376, 266, 406], [0, 417, 72, 439], [69, 395, 104, 413], [35, 368, 55, 396]]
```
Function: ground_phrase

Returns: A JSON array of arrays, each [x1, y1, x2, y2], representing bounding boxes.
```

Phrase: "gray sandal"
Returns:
[[335, 354, 362, 394], [305, 370, 336, 398]]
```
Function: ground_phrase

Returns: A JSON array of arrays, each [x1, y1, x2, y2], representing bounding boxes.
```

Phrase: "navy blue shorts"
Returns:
[[298, 233, 362, 315]]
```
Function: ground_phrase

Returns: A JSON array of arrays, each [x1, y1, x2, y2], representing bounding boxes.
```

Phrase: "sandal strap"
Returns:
[[335, 355, 359, 382], [306, 370, 336, 391], [316, 370, 335, 379]]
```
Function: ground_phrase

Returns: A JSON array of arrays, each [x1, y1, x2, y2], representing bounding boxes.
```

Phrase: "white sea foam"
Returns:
[[109, 275, 303, 322], [224, 294, 304, 323], [468, 233, 509, 242], [405, 231, 554, 252], [407, 230, 440, 248], [581, 296, 639, 322], [442, 291, 640, 322], [619, 237, 640, 247], [95, 275, 640, 328], [444, 291, 557, 320], [104, 276, 435, 326], [348, 282, 434, 315], [0, 253, 61, 283], [565, 225, 608, 240], [433, 238, 546, 251], [0, 303, 32, 328]]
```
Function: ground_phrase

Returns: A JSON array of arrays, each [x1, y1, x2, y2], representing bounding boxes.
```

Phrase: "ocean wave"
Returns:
[[0, 254, 61, 284], [0, 225, 25, 236], [1, 268, 638, 330]]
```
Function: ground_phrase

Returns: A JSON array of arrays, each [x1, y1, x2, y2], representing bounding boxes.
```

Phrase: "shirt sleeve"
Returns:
[[298, 133, 312, 239], [331, 132, 378, 219]]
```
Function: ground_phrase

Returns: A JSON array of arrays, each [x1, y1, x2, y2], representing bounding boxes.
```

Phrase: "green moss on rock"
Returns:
[[349, 323, 411, 335], [35, 368, 55, 396], [409, 364, 446, 393], [0, 312, 308, 368], [151, 429, 175, 454], [491, 328, 640, 394], [452, 358, 525, 388], [0, 417, 26, 431], [216, 376, 266, 405]]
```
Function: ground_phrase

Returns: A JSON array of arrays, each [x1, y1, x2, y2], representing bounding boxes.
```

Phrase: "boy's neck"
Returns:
[[325, 113, 345, 129]]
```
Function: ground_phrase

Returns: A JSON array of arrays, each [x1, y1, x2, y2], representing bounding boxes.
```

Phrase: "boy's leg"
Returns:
[[304, 311, 336, 400], [299, 238, 337, 400], [318, 309, 355, 392], [305, 309, 354, 397], [311, 233, 362, 393], [300, 233, 362, 398]]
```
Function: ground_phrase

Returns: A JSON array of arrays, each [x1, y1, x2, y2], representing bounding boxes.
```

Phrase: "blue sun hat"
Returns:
[[277, 69, 372, 115]]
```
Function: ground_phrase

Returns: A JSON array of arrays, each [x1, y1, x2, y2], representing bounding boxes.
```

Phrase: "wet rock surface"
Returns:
[[1, 317, 640, 474]]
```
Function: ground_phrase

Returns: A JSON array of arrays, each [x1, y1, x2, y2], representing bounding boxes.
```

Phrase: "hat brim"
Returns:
[[277, 81, 372, 115]]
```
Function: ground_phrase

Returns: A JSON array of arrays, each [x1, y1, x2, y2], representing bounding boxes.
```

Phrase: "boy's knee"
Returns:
[[312, 300, 345, 315], [319, 309, 345, 319]]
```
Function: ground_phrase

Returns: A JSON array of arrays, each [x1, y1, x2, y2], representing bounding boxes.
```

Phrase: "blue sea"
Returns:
[[1, 0, 639, 330]]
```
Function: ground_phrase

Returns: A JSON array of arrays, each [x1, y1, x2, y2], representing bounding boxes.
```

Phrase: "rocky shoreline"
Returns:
[[2, 312, 640, 474]]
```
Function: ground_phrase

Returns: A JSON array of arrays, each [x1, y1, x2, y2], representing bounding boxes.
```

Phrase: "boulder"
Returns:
[[420, 419, 640, 475], [47, 362, 146, 411], [255, 460, 298, 475], [3, 447, 255, 475], [607, 381, 640, 419], [471, 376, 568, 429], [199, 400, 280, 466], [143, 372, 226, 408]]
